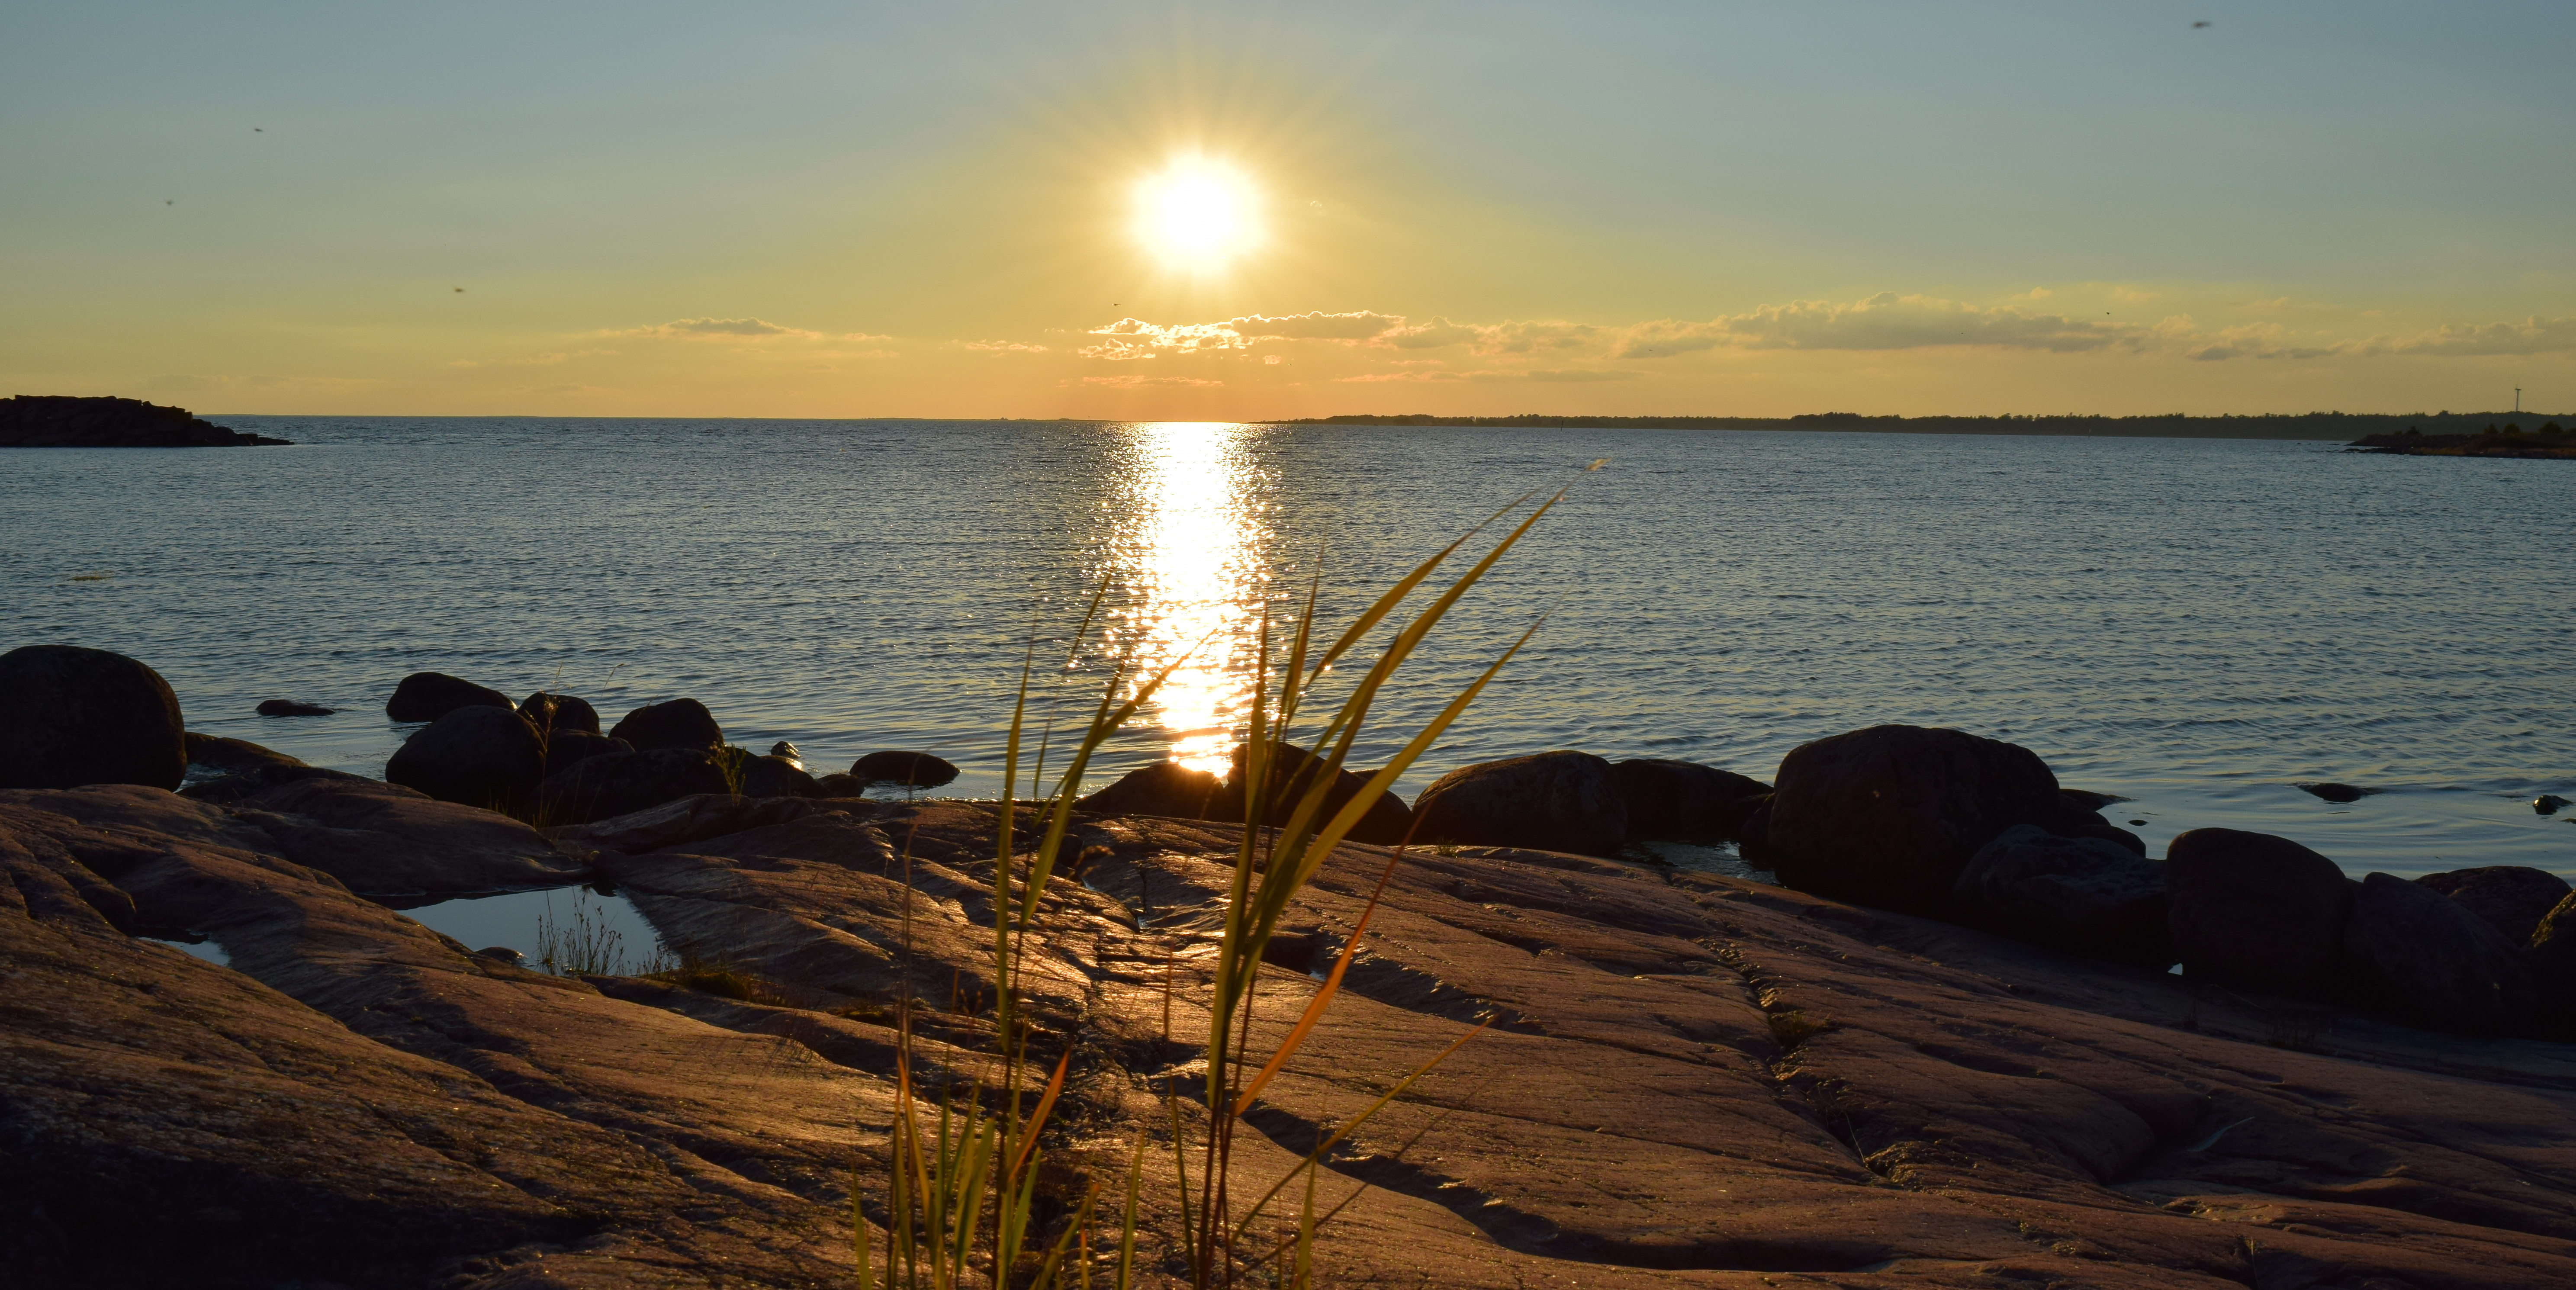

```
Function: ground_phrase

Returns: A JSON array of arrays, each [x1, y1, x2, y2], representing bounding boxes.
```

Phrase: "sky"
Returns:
[[3, 1, 2572, 420]]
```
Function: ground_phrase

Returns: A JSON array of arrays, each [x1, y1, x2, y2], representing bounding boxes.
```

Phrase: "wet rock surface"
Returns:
[[8, 784, 2574, 1288]]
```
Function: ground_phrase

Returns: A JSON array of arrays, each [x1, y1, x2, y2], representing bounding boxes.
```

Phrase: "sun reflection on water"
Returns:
[[1112, 422, 1270, 773]]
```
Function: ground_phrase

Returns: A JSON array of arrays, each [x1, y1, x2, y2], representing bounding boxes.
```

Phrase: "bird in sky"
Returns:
[[254, 126, 263, 132], [2193, 20, 2212, 29], [453, 287, 464, 293]]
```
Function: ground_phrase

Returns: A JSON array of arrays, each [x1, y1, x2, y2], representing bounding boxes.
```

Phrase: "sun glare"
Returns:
[[1133, 158, 1261, 270]]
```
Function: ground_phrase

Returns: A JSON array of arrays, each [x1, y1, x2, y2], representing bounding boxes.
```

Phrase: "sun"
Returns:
[[1132, 158, 1261, 270]]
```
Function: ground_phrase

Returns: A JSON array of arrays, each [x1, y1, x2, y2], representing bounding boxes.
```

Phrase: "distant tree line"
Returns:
[[1277, 410, 2573, 441]]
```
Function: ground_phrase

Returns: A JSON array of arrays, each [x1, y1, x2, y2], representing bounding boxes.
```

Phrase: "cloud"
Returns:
[[1374, 318, 1479, 349], [1080, 374, 1223, 387], [1080, 317, 1247, 360], [618, 317, 821, 339], [1229, 311, 1399, 341], [965, 340, 1048, 352], [1614, 292, 2135, 358], [1525, 368, 1640, 382], [2368, 315, 2576, 357]]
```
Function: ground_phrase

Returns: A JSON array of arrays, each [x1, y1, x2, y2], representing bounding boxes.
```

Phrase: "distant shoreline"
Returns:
[[1276, 411, 2570, 441]]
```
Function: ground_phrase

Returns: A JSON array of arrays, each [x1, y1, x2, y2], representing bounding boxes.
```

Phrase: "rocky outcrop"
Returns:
[[383, 671, 513, 723], [2166, 828, 2354, 997], [608, 697, 723, 751], [1952, 824, 2171, 967], [518, 691, 600, 736], [2344, 871, 2538, 1034], [8, 788, 2576, 1289], [0, 394, 290, 447], [2420, 865, 2573, 947], [384, 705, 546, 812], [850, 749, 960, 789], [1765, 724, 2078, 915], [1411, 750, 1626, 856], [1075, 759, 1232, 819], [1608, 757, 1769, 840], [0, 645, 187, 792]]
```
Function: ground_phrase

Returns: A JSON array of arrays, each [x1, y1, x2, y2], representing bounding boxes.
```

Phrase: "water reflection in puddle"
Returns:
[[389, 885, 669, 976], [1627, 839, 1775, 884], [142, 936, 231, 968]]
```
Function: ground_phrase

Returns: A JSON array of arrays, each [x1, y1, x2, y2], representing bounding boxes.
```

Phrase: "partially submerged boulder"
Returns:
[[384, 672, 513, 723], [384, 705, 546, 812], [2344, 871, 2538, 1034], [850, 750, 960, 789], [1764, 724, 2071, 916], [1608, 758, 1769, 841], [609, 698, 723, 752], [255, 698, 334, 717], [2165, 827, 2354, 997], [519, 691, 601, 737], [0, 645, 186, 792], [1952, 824, 2171, 967], [1411, 750, 1625, 856], [2418, 865, 2572, 947]]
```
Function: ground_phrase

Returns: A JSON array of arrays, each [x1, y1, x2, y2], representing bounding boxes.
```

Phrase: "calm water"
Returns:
[[6, 418, 2570, 880]]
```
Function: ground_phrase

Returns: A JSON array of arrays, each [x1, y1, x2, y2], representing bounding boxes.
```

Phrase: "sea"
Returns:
[[6, 417, 2570, 881]]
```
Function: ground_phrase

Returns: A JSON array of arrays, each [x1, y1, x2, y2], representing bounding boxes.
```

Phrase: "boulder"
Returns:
[[0, 645, 187, 792], [1077, 760, 1233, 820], [1735, 795, 1776, 866], [1231, 742, 1414, 846], [1952, 824, 2171, 967], [2531, 794, 2567, 816], [179, 732, 367, 803], [255, 699, 334, 717], [2416, 865, 2572, 947], [2165, 828, 2354, 997], [539, 730, 631, 777], [768, 740, 804, 768], [1411, 751, 1625, 857], [1764, 725, 2072, 916], [2058, 788, 2128, 811], [850, 750, 960, 789], [519, 692, 601, 736], [535, 748, 731, 827], [2343, 872, 2537, 1034], [2297, 782, 2377, 804], [1609, 758, 1770, 841], [609, 698, 723, 752], [2532, 893, 2576, 1035], [384, 705, 546, 812], [813, 772, 868, 797], [737, 751, 820, 799], [385, 672, 513, 723]]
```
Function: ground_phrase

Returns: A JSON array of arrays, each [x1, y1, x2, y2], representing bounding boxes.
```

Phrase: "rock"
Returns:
[[1735, 794, 1776, 865], [474, 946, 524, 963], [813, 771, 868, 797], [849, 750, 959, 789], [229, 776, 585, 895], [518, 691, 601, 736], [1952, 824, 2171, 967], [538, 730, 630, 776], [769, 740, 804, 768], [2058, 788, 2129, 811], [608, 698, 723, 752], [0, 645, 187, 792], [0, 394, 291, 447], [2532, 893, 2576, 1034], [2165, 828, 2354, 997], [2417, 865, 2573, 947], [737, 751, 820, 799], [254, 698, 334, 717], [383, 705, 546, 812], [1608, 758, 1770, 841], [2343, 872, 2538, 1034], [2537, 794, 2570, 816], [533, 746, 783, 824], [2298, 781, 2378, 803], [1763, 724, 2077, 916], [384, 671, 513, 723], [1411, 750, 1625, 856], [1231, 742, 1414, 846], [545, 792, 872, 854], [179, 732, 368, 803], [1076, 760, 1233, 819]]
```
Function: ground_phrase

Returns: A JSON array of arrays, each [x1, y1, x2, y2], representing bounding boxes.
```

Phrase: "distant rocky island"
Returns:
[[2350, 421, 2575, 459], [1284, 410, 2572, 441], [0, 395, 290, 447]]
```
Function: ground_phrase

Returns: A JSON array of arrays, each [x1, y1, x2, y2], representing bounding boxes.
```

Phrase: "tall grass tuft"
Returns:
[[858, 470, 1590, 1288]]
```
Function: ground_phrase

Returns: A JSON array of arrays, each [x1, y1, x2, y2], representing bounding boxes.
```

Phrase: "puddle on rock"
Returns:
[[140, 935, 231, 968], [1625, 839, 1777, 884], [387, 883, 669, 976]]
